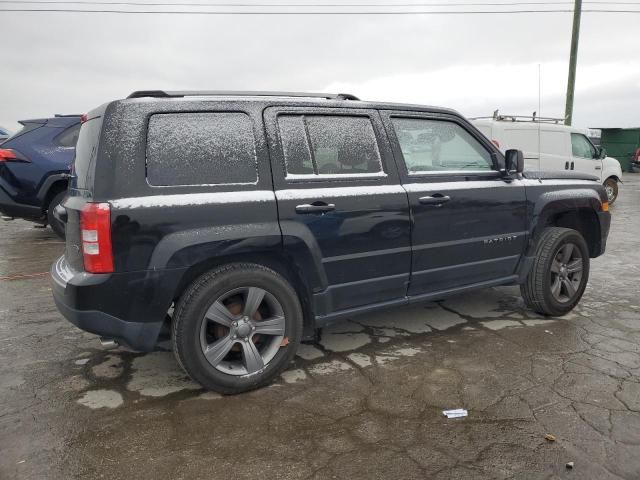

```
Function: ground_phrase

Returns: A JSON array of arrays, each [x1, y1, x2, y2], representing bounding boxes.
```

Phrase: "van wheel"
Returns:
[[520, 227, 590, 317], [604, 178, 618, 204], [47, 191, 66, 239], [172, 263, 303, 394]]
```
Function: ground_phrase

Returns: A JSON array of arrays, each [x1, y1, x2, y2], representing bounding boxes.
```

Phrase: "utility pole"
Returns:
[[564, 0, 582, 125]]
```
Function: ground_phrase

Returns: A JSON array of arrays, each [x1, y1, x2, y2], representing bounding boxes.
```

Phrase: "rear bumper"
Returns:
[[0, 185, 43, 220], [50, 256, 185, 351], [53, 291, 164, 351]]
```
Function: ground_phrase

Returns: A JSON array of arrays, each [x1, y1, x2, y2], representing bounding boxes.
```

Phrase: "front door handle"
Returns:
[[295, 203, 335, 214], [565, 161, 570, 170], [570, 161, 575, 170], [595, 166, 602, 170], [419, 195, 451, 206]]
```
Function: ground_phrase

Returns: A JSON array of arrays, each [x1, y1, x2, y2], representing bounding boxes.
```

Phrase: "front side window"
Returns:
[[391, 118, 493, 173], [571, 133, 596, 159], [277, 114, 383, 177], [146, 112, 258, 187]]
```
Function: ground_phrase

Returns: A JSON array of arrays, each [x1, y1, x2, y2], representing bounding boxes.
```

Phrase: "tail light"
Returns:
[[633, 148, 640, 161], [80, 203, 114, 273], [0, 149, 29, 162]]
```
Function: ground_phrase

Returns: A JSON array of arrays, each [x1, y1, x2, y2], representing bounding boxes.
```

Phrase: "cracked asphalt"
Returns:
[[1, 174, 640, 480]]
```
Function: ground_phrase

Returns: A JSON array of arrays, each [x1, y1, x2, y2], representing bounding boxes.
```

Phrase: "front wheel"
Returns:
[[172, 263, 303, 394], [521, 227, 590, 316], [604, 178, 619, 204]]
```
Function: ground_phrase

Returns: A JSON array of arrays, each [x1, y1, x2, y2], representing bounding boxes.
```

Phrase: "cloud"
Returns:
[[1, 6, 638, 130], [326, 61, 640, 127]]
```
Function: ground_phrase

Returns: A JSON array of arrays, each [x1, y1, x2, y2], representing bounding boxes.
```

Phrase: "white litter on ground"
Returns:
[[443, 408, 468, 419]]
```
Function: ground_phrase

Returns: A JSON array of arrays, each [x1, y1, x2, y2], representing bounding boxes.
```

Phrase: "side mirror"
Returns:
[[596, 146, 607, 159], [504, 149, 524, 173]]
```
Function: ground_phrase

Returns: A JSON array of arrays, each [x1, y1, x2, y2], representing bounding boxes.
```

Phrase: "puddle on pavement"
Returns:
[[71, 290, 567, 409]]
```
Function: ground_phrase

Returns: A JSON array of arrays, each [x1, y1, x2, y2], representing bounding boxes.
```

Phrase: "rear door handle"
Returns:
[[595, 166, 602, 170], [419, 195, 451, 206], [295, 203, 335, 214], [570, 161, 575, 170], [565, 161, 570, 170]]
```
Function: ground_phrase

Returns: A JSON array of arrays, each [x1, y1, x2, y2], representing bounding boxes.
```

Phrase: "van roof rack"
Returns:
[[469, 109, 566, 124], [127, 90, 360, 101]]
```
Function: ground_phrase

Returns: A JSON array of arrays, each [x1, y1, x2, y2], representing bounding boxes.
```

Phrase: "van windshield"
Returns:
[[72, 117, 102, 190]]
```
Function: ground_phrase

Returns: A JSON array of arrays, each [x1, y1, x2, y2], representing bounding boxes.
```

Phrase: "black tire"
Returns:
[[47, 191, 66, 239], [604, 178, 618, 204], [520, 227, 590, 316], [172, 263, 303, 394]]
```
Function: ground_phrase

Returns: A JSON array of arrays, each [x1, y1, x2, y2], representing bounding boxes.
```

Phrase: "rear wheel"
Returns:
[[172, 263, 303, 394], [521, 227, 590, 316], [47, 191, 66, 239], [604, 178, 618, 204]]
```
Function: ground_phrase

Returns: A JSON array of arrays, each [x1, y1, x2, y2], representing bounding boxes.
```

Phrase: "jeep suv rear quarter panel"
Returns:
[[96, 99, 279, 274]]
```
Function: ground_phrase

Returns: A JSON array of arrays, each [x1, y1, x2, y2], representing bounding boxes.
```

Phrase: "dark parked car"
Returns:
[[51, 91, 611, 394], [0, 114, 81, 237]]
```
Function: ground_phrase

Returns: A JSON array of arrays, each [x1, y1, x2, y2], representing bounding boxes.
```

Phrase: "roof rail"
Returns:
[[127, 90, 359, 101], [469, 110, 566, 125], [54, 114, 82, 117]]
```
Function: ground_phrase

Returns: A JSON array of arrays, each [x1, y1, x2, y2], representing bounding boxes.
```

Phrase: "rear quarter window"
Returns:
[[73, 117, 102, 190], [56, 124, 81, 147], [146, 112, 258, 186]]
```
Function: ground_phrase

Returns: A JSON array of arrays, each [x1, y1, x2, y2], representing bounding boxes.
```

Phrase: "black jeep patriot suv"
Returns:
[[51, 91, 611, 393]]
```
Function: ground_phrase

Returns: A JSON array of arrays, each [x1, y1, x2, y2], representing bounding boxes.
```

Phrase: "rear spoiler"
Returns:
[[18, 118, 48, 126], [19, 116, 81, 128]]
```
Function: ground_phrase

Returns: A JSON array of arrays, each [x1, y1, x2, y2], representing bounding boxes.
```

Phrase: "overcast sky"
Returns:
[[1, 1, 639, 131]]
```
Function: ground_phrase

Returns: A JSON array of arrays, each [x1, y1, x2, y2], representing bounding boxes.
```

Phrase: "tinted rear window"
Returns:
[[73, 117, 102, 190], [277, 114, 383, 176], [56, 124, 81, 147], [146, 112, 258, 186]]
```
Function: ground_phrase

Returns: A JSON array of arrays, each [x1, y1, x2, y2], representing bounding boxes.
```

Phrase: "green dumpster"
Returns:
[[598, 128, 640, 173]]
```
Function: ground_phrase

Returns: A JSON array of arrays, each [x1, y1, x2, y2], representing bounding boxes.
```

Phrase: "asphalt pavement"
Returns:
[[1, 174, 639, 480]]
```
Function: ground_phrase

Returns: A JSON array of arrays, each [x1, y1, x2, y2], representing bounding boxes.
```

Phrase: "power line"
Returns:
[[1, 0, 637, 4], [1, 7, 638, 12]]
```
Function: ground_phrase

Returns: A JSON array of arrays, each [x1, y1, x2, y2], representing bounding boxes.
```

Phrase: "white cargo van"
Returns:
[[472, 115, 623, 203]]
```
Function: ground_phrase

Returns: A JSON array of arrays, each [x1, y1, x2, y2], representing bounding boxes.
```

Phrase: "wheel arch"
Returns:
[[171, 252, 318, 340], [604, 174, 621, 183], [39, 176, 69, 211], [542, 208, 601, 258], [529, 190, 604, 259]]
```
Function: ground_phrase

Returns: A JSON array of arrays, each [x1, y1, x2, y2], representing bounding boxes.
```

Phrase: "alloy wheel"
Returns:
[[605, 181, 617, 203], [199, 287, 286, 376], [549, 242, 584, 303]]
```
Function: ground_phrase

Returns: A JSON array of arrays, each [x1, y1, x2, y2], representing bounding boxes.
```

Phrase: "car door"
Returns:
[[381, 111, 529, 297], [264, 106, 411, 317], [570, 132, 603, 181], [538, 129, 571, 173]]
